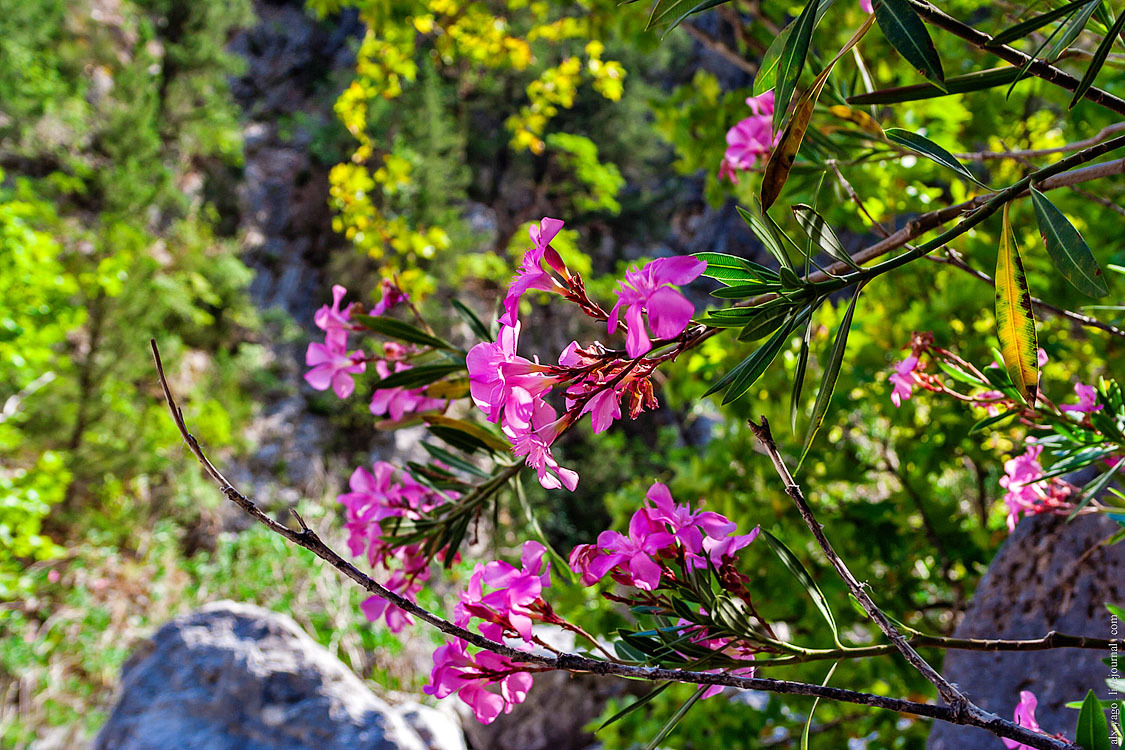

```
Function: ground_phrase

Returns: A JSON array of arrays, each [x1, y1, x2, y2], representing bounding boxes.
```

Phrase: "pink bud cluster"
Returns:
[[424, 541, 554, 724], [338, 461, 458, 632], [470, 217, 705, 490], [569, 483, 759, 591]]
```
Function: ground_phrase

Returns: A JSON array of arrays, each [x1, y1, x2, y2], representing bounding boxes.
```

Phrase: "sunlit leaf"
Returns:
[[885, 128, 986, 186], [799, 285, 861, 467], [988, 0, 1093, 46], [1075, 689, 1112, 750], [995, 203, 1039, 403], [792, 203, 860, 269], [773, 0, 824, 134]]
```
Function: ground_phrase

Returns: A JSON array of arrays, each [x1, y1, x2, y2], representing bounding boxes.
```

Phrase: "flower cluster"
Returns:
[[469, 218, 704, 491], [425, 541, 557, 723], [305, 284, 366, 399], [1001, 691, 1069, 750], [719, 91, 780, 184], [570, 483, 759, 591], [571, 483, 763, 698], [424, 635, 534, 725], [999, 443, 1075, 531], [338, 461, 457, 632]]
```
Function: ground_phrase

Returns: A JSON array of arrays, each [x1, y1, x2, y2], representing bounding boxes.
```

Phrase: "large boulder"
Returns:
[[94, 601, 431, 750], [928, 513, 1125, 749]]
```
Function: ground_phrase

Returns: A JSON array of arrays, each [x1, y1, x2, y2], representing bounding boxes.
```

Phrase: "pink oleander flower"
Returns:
[[505, 400, 579, 491], [608, 256, 706, 357], [1059, 382, 1103, 414], [500, 217, 569, 327], [456, 541, 550, 642], [999, 444, 1073, 531], [423, 637, 534, 724], [467, 322, 561, 433], [369, 360, 445, 421], [719, 91, 779, 183], [1002, 691, 1044, 750], [314, 284, 357, 345], [305, 336, 366, 399], [583, 511, 676, 591], [860, 0, 873, 13], [372, 277, 409, 316], [889, 354, 919, 407], [338, 463, 454, 632]]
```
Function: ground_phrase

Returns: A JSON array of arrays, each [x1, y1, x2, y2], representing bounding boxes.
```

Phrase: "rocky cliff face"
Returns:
[[928, 512, 1124, 749]]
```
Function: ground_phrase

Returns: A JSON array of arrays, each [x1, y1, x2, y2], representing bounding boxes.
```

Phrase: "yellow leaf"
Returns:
[[827, 105, 884, 137], [995, 203, 1039, 403]]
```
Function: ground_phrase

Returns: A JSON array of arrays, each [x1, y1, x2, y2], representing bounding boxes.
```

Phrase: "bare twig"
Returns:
[[151, 339, 1075, 750], [955, 123, 1125, 161], [926, 249, 1125, 339], [747, 416, 968, 709], [682, 22, 757, 75], [906, 0, 1125, 117]]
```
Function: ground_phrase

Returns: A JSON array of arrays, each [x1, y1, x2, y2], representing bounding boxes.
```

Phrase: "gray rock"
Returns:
[[395, 702, 466, 750], [927, 513, 1125, 749], [94, 601, 428, 750]]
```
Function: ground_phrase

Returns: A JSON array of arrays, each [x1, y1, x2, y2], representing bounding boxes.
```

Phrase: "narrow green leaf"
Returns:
[[1069, 458, 1124, 520], [646, 0, 727, 31], [1071, 10, 1125, 107], [988, 0, 1093, 46], [799, 285, 861, 467], [885, 128, 987, 186], [737, 206, 791, 270], [874, 0, 945, 86], [1031, 188, 1108, 297], [791, 318, 813, 432], [802, 663, 840, 750], [720, 312, 806, 403], [969, 410, 1018, 434], [371, 362, 466, 390], [353, 314, 459, 351], [792, 204, 860, 269], [847, 66, 1021, 105], [422, 442, 489, 478], [1108, 603, 1125, 620], [1075, 689, 1112, 750], [1047, 0, 1101, 60], [694, 251, 778, 284], [451, 299, 491, 342], [995, 203, 1040, 403], [711, 282, 781, 299], [773, 0, 824, 134], [754, 0, 836, 95], [762, 531, 838, 640], [423, 414, 510, 453], [645, 687, 708, 750], [598, 683, 673, 730], [514, 473, 573, 583]]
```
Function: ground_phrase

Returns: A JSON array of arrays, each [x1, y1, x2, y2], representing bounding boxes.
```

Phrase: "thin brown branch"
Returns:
[[956, 123, 1125, 161], [906, 0, 1125, 117], [682, 22, 758, 75], [152, 340, 1076, 750], [747, 416, 968, 710], [927, 249, 1125, 339], [792, 158, 1125, 308]]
